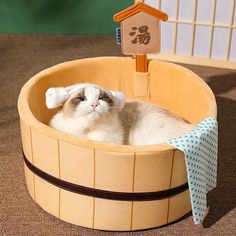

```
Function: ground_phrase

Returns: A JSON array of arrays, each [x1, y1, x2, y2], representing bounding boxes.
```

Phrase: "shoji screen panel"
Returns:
[[143, 0, 236, 69]]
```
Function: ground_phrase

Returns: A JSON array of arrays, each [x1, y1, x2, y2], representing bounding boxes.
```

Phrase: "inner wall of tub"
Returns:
[[28, 58, 210, 126]]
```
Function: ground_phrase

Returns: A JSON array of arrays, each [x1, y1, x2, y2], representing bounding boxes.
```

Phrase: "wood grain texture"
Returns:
[[134, 150, 174, 192], [20, 119, 33, 163], [95, 150, 135, 192], [167, 190, 192, 223], [59, 141, 94, 187], [170, 150, 188, 188], [94, 199, 132, 231], [24, 163, 35, 201], [60, 190, 94, 228], [133, 71, 150, 97], [31, 129, 59, 177], [34, 175, 59, 218], [132, 199, 169, 230]]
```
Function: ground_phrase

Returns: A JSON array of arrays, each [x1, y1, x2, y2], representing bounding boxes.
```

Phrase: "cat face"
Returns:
[[63, 86, 115, 118]]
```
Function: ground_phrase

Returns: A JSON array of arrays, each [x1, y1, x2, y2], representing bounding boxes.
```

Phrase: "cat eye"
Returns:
[[98, 94, 110, 100], [98, 95, 113, 105], [76, 96, 86, 101]]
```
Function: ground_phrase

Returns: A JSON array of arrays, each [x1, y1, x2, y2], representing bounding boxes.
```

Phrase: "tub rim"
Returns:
[[18, 56, 217, 153]]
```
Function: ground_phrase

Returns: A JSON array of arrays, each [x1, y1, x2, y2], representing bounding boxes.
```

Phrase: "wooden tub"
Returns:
[[18, 57, 217, 231]]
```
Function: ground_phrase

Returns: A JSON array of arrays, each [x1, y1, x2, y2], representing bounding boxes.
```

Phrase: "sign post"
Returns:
[[136, 55, 148, 72]]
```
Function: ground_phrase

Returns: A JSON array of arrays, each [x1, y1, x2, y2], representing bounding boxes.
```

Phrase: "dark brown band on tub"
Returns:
[[23, 152, 189, 201]]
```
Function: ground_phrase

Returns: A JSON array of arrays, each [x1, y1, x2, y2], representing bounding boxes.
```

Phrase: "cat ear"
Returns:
[[45, 83, 87, 108], [45, 87, 70, 109], [110, 91, 125, 111]]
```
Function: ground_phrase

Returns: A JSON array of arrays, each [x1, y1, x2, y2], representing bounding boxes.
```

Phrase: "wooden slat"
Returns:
[[34, 176, 60, 218], [168, 190, 191, 223], [60, 190, 94, 228], [133, 71, 150, 97], [132, 199, 168, 230], [134, 150, 174, 192], [31, 129, 59, 177], [191, 0, 198, 56], [227, 0, 236, 60], [94, 199, 132, 230], [20, 119, 33, 163], [167, 19, 236, 29], [208, 0, 217, 59], [173, 0, 180, 54], [95, 150, 135, 192], [149, 53, 236, 70], [59, 141, 94, 187], [24, 163, 35, 201]]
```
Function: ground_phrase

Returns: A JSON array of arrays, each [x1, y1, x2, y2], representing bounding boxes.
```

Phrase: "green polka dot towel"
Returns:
[[167, 117, 218, 224]]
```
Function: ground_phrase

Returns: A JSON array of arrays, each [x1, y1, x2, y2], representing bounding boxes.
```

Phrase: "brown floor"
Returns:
[[0, 34, 235, 236]]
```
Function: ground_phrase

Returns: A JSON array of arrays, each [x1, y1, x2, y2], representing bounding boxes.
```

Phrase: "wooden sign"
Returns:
[[114, 2, 168, 72], [120, 11, 160, 55]]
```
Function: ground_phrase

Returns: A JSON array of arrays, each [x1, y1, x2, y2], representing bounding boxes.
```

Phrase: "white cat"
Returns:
[[50, 86, 124, 144], [49, 84, 194, 145], [121, 101, 194, 145]]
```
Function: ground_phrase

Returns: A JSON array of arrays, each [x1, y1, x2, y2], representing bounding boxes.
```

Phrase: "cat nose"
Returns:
[[91, 101, 99, 108]]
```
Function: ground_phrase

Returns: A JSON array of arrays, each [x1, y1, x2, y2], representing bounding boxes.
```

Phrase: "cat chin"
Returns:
[[77, 110, 105, 121]]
